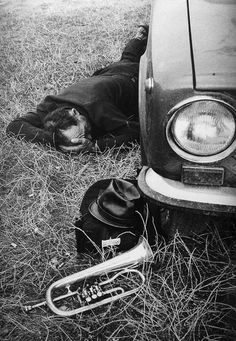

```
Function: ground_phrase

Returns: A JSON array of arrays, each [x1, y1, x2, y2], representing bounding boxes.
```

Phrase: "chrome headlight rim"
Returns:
[[166, 96, 236, 163]]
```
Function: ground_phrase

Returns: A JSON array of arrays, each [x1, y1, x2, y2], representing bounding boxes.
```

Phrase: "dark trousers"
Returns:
[[120, 38, 147, 63], [92, 38, 146, 77]]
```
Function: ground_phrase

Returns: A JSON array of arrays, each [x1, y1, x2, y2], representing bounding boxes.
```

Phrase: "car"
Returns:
[[138, 0, 236, 237]]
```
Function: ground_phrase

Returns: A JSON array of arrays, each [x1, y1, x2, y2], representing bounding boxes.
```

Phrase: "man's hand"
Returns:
[[59, 138, 96, 153]]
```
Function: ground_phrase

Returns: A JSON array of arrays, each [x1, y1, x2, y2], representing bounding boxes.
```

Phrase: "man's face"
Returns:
[[60, 108, 92, 145]]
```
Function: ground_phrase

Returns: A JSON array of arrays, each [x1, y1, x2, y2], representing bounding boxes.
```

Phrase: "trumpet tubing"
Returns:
[[24, 236, 153, 316]]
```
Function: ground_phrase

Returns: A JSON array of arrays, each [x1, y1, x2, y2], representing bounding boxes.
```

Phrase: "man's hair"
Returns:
[[43, 107, 77, 146]]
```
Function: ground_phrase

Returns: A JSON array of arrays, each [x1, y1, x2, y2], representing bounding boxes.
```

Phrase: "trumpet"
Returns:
[[24, 236, 153, 316]]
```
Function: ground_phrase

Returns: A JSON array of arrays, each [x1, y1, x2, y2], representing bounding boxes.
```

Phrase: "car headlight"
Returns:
[[167, 97, 236, 162]]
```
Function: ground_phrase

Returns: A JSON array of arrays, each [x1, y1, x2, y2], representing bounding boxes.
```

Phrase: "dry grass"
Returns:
[[1, 0, 236, 340]]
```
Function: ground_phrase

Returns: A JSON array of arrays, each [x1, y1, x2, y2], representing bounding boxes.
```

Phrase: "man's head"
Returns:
[[44, 107, 92, 147]]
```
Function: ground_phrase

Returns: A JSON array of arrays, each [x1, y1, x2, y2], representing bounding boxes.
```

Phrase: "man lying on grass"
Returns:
[[6, 26, 148, 153]]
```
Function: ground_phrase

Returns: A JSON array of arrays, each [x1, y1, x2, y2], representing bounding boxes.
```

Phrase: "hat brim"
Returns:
[[89, 200, 134, 229]]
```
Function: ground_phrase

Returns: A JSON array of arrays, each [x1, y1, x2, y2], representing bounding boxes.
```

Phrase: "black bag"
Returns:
[[74, 178, 156, 253]]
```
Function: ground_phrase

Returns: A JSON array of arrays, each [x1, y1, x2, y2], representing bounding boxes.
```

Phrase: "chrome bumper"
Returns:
[[138, 166, 236, 214]]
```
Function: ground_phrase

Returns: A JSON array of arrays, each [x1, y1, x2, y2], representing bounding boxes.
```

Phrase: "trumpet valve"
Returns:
[[97, 289, 102, 298], [81, 283, 104, 303], [92, 284, 102, 298], [65, 284, 72, 293]]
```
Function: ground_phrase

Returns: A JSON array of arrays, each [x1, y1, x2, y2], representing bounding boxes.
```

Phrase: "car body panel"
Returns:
[[188, 0, 236, 90], [139, 0, 195, 177], [150, 0, 193, 91], [138, 0, 236, 215]]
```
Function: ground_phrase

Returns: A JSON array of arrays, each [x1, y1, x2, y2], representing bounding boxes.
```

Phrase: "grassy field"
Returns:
[[1, 0, 236, 340]]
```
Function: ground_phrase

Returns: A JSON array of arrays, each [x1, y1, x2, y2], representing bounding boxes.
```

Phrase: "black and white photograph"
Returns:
[[0, 0, 236, 340]]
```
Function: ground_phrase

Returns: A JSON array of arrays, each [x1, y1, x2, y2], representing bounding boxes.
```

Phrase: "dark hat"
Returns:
[[89, 179, 141, 229]]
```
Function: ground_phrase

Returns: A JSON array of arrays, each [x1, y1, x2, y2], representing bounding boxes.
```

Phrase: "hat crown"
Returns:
[[99, 179, 140, 219], [89, 179, 141, 228]]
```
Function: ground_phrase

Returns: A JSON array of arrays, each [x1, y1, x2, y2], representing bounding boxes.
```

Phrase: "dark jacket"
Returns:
[[6, 60, 140, 151]]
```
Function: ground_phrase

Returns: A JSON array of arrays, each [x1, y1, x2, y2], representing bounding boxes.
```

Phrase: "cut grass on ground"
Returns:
[[0, 1, 236, 340]]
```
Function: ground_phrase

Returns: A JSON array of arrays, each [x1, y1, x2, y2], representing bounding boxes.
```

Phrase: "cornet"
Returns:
[[24, 236, 153, 316]]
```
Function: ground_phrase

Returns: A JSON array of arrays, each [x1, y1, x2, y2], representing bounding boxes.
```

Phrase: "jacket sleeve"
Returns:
[[6, 111, 55, 146], [95, 121, 140, 151]]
